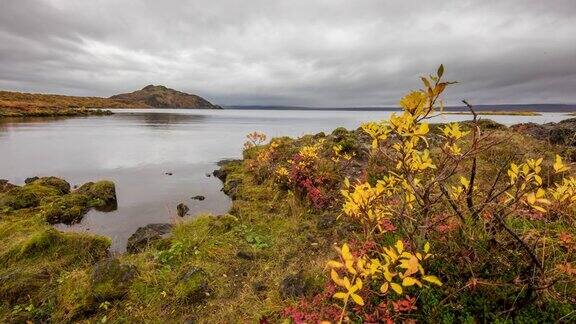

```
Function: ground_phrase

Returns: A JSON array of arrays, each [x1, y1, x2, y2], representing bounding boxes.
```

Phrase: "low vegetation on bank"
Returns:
[[442, 110, 541, 116], [1, 67, 575, 323]]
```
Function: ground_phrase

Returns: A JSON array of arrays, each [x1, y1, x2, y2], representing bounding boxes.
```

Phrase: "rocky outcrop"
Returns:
[[91, 258, 137, 301], [126, 223, 173, 253], [511, 118, 576, 147], [110, 85, 220, 109]]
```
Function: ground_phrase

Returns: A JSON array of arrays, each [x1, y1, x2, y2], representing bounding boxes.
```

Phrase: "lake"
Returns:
[[0, 109, 571, 252]]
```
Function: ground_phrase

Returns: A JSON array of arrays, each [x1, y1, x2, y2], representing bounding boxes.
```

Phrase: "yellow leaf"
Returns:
[[333, 292, 348, 300], [402, 277, 418, 286], [327, 260, 343, 268], [390, 282, 403, 294], [331, 269, 346, 287], [395, 240, 404, 254], [422, 275, 443, 286], [380, 282, 389, 293], [350, 293, 364, 306], [424, 242, 430, 253]]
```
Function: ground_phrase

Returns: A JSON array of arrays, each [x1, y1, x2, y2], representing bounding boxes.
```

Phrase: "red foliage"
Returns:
[[289, 153, 329, 208], [281, 283, 341, 323]]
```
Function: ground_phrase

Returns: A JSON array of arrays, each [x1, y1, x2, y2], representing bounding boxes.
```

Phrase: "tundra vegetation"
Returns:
[[1, 67, 575, 323]]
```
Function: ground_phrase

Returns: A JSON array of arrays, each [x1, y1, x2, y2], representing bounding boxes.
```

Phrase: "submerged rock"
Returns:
[[91, 258, 137, 301], [191, 195, 205, 201], [126, 223, 173, 253], [177, 203, 189, 217]]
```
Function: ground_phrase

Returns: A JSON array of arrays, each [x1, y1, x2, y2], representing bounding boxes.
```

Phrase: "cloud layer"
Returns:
[[1, 0, 575, 106]]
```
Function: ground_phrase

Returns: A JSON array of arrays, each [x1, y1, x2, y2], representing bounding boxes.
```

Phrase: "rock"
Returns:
[[126, 223, 173, 253], [191, 195, 205, 201], [24, 176, 39, 184], [280, 272, 309, 299], [173, 267, 210, 303], [165, 172, 173, 176], [43, 193, 90, 224], [236, 250, 255, 260], [212, 169, 226, 181], [223, 179, 241, 199], [205, 173, 211, 178], [177, 203, 189, 217], [91, 258, 137, 301], [76, 180, 117, 211], [0, 179, 17, 194], [32, 177, 71, 194]]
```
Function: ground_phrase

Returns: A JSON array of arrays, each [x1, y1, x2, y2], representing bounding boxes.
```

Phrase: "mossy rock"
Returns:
[[76, 180, 117, 211], [17, 227, 63, 257], [54, 270, 95, 322], [43, 193, 90, 224], [173, 267, 209, 303], [32, 176, 71, 194], [91, 258, 137, 301]]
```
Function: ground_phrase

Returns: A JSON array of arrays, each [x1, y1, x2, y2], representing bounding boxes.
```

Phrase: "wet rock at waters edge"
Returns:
[[205, 173, 211, 177], [191, 195, 205, 201], [0, 179, 17, 193], [91, 258, 137, 301], [75, 180, 118, 211], [43, 193, 90, 224], [212, 169, 226, 181], [223, 179, 241, 199], [165, 172, 173, 176], [280, 271, 309, 299], [177, 203, 189, 217], [174, 267, 210, 303], [24, 176, 39, 184], [126, 223, 173, 253]]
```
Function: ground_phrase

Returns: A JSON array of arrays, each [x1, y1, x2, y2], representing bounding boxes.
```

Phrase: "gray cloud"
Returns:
[[0, 0, 575, 106]]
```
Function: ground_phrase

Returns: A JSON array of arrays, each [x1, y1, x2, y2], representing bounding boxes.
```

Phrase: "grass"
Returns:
[[0, 121, 575, 322]]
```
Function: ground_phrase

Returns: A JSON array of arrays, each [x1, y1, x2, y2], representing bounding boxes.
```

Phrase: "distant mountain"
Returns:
[[226, 104, 576, 112], [111, 85, 220, 109]]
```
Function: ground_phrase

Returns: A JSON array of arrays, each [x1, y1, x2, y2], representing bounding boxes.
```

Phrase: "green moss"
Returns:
[[76, 180, 117, 210], [53, 270, 95, 322], [31, 177, 71, 194], [91, 259, 137, 301], [42, 193, 90, 224]]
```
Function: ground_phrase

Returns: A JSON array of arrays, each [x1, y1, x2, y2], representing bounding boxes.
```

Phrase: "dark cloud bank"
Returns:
[[0, 0, 575, 107]]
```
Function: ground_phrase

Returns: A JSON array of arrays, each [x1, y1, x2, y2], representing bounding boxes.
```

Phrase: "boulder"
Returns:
[[177, 203, 189, 217], [91, 258, 137, 301], [24, 176, 39, 184], [76, 180, 117, 211], [126, 223, 173, 253], [43, 193, 90, 224], [511, 118, 576, 146]]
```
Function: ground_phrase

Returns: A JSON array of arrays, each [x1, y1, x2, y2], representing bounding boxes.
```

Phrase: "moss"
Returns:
[[42, 193, 90, 224], [91, 258, 137, 301], [53, 270, 95, 322], [0, 184, 61, 211], [76, 180, 117, 210], [31, 177, 71, 194]]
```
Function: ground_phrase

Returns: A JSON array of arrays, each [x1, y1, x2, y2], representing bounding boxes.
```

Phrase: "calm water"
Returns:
[[0, 109, 571, 251]]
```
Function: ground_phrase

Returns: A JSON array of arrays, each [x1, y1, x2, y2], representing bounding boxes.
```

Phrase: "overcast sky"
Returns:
[[0, 0, 575, 107]]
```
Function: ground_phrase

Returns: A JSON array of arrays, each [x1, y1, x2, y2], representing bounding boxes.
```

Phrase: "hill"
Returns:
[[0, 86, 219, 117], [110, 85, 220, 109]]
